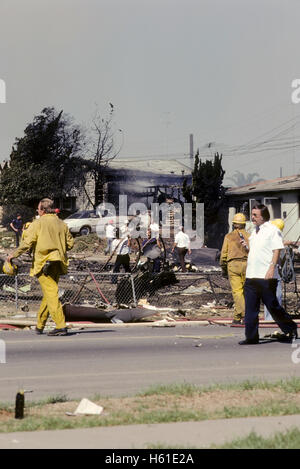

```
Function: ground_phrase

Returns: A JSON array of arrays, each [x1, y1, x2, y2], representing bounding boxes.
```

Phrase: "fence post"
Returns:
[[15, 275, 18, 311], [130, 274, 137, 307]]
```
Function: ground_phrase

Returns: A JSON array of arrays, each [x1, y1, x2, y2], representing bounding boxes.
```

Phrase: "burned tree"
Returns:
[[84, 105, 124, 208]]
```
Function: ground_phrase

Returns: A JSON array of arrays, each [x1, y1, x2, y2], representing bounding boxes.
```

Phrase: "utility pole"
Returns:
[[189, 134, 194, 170]]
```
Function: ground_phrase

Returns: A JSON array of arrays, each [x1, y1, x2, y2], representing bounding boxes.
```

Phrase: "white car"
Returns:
[[64, 210, 103, 236], [64, 209, 135, 237]]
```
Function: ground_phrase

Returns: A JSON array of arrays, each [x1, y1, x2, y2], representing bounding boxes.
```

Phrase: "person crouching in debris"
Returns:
[[142, 229, 162, 273], [111, 228, 132, 283], [172, 226, 191, 273], [7, 198, 74, 336], [220, 213, 249, 325]]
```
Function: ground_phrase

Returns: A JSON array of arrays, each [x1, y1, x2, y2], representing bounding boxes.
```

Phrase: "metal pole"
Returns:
[[130, 275, 137, 306], [15, 274, 18, 311], [189, 133, 194, 167]]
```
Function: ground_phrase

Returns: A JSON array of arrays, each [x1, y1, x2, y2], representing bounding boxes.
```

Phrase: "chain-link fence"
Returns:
[[0, 272, 142, 314], [0, 270, 229, 315]]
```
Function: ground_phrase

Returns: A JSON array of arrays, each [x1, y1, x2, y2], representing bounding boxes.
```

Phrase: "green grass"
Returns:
[[215, 427, 300, 449], [147, 428, 300, 449], [137, 376, 300, 396]]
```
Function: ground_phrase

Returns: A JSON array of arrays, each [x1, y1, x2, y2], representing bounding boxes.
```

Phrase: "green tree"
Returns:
[[0, 107, 86, 208], [183, 151, 227, 248]]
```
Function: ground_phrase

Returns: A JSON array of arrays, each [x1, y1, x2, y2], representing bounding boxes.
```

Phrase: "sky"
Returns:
[[0, 0, 300, 185]]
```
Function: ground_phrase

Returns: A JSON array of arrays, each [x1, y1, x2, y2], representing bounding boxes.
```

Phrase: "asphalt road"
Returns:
[[0, 323, 299, 403]]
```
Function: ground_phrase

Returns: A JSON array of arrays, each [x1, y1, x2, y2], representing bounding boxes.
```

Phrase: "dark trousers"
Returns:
[[15, 230, 21, 247], [177, 247, 187, 272], [112, 254, 131, 284], [244, 278, 297, 341]]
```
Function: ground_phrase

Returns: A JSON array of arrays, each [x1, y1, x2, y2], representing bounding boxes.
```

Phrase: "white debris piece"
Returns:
[[74, 398, 103, 416], [151, 318, 176, 327]]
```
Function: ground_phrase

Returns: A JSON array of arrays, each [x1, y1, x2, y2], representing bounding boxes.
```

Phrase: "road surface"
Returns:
[[0, 323, 299, 403]]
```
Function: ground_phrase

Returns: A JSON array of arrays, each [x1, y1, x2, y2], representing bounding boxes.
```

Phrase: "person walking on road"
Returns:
[[220, 213, 249, 325], [7, 198, 74, 336], [239, 204, 298, 345]]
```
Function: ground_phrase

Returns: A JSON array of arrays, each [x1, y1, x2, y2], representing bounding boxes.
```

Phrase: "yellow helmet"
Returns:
[[271, 219, 284, 231], [232, 213, 246, 224], [3, 261, 17, 276]]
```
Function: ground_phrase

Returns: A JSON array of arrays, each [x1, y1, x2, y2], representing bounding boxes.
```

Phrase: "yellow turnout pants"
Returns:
[[227, 259, 247, 321], [36, 262, 66, 330]]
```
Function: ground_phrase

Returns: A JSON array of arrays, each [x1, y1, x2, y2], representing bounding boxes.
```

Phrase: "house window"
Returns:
[[61, 197, 76, 211], [264, 198, 281, 219]]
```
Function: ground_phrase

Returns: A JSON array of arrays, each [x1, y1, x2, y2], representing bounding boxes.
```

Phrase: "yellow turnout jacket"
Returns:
[[220, 228, 249, 268], [12, 214, 74, 276]]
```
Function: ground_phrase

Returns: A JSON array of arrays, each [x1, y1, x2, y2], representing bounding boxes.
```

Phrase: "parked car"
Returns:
[[64, 209, 134, 237], [64, 210, 104, 236]]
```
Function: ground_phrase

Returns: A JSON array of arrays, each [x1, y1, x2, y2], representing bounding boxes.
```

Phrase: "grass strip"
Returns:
[[0, 377, 300, 433]]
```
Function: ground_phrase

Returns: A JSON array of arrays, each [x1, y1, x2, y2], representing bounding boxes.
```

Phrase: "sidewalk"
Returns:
[[0, 415, 299, 449]]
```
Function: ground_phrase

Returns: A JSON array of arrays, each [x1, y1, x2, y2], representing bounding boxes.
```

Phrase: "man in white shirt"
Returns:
[[172, 226, 191, 273], [104, 220, 116, 255], [111, 228, 132, 284], [239, 204, 297, 345]]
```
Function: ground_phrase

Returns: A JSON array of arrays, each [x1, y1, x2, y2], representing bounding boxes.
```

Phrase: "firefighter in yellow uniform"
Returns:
[[220, 213, 250, 325], [7, 198, 74, 336]]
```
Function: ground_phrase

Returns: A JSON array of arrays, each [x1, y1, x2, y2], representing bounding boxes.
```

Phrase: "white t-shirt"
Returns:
[[106, 224, 115, 239], [246, 221, 284, 279], [149, 222, 159, 239], [174, 231, 190, 249], [111, 238, 130, 255]]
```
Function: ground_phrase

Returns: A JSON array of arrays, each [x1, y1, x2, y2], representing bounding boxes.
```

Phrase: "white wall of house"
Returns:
[[280, 192, 300, 241], [228, 190, 300, 241]]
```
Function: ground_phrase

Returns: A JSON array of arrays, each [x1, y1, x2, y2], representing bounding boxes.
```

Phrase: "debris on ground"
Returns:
[[151, 318, 176, 327], [66, 398, 104, 416], [63, 303, 161, 324]]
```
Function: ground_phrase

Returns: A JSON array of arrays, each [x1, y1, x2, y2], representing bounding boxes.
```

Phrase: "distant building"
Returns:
[[226, 174, 300, 241], [103, 158, 192, 208], [54, 158, 193, 216]]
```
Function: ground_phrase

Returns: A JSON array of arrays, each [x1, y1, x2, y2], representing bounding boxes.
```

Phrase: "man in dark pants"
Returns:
[[239, 204, 298, 345], [10, 214, 23, 247], [111, 228, 132, 284]]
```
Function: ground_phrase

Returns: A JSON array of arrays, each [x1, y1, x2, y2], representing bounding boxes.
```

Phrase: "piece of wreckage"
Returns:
[[63, 261, 178, 324]]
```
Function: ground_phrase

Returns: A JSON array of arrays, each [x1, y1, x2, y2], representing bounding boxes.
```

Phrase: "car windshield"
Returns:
[[65, 211, 93, 220]]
